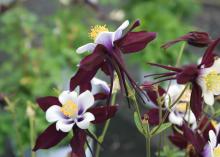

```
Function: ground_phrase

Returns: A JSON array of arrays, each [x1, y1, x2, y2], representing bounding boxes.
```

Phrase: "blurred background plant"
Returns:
[[0, 0, 219, 156]]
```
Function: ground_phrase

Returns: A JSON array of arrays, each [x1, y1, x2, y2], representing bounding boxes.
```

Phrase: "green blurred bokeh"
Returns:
[[0, 0, 201, 156]]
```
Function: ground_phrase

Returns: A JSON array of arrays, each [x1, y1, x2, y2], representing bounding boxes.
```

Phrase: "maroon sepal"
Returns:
[[36, 96, 61, 112], [176, 64, 199, 84], [197, 116, 215, 141], [169, 132, 188, 149], [142, 108, 168, 126], [88, 105, 118, 124], [182, 123, 206, 153], [115, 31, 156, 54], [190, 83, 203, 119], [94, 93, 109, 100], [141, 81, 166, 106], [199, 38, 220, 68], [80, 82, 92, 93], [70, 128, 87, 157], [33, 123, 68, 151], [161, 31, 212, 49]]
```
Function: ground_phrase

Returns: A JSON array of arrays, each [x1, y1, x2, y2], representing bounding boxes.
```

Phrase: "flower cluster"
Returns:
[[33, 19, 220, 157], [33, 20, 156, 157], [143, 33, 220, 157]]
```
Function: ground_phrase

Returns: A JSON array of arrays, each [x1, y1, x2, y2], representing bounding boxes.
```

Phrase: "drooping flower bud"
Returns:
[[162, 31, 213, 49]]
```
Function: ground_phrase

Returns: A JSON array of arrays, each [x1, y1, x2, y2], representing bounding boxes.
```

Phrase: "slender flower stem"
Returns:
[[95, 90, 117, 157], [146, 120, 151, 157], [176, 42, 186, 67], [29, 115, 36, 157], [151, 83, 189, 135], [146, 137, 151, 157]]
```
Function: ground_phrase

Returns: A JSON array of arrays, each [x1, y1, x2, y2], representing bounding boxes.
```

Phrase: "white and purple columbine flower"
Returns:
[[197, 58, 220, 106], [203, 130, 220, 157], [76, 20, 129, 54], [165, 83, 196, 127], [46, 90, 95, 132], [91, 77, 110, 94]]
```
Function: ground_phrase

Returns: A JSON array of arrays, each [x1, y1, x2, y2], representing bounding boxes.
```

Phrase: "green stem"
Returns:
[[151, 83, 190, 135], [29, 116, 35, 157], [146, 136, 151, 157], [95, 93, 117, 157], [176, 42, 186, 67]]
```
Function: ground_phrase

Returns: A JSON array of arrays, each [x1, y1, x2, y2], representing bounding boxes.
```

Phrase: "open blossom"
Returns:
[[141, 82, 196, 127], [46, 90, 95, 132], [197, 58, 220, 106], [70, 20, 156, 106], [76, 20, 130, 53], [165, 84, 196, 127], [33, 89, 118, 157], [203, 130, 220, 157], [148, 38, 220, 118]]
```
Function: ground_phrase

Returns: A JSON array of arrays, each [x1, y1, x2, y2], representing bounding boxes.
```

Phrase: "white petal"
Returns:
[[56, 120, 75, 132], [183, 111, 196, 124], [91, 77, 110, 94], [212, 58, 220, 73], [113, 20, 129, 41], [168, 111, 183, 126], [77, 90, 94, 113], [69, 91, 78, 100], [76, 43, 97, 54], [209, 130, 217, 148], [76, 112, 95, 129], [164, 83, 184, 109], [95, 32, 114, 50], [46, 105, 63, 123], [203, 143, 213, 157], [204, 92, 215, 106], [59, 90, 77, 105]]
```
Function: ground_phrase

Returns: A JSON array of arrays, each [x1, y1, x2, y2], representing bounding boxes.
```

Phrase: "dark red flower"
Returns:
[[70, 20, 156, 106], [147, 38, 220, 118]]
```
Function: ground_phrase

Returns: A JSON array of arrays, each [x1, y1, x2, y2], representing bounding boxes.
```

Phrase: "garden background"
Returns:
[[0, 0, 220, 157]]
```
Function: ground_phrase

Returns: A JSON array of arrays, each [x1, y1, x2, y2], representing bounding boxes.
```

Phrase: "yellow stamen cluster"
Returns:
[[204, 70, 220, 92], [214, 147, 220, 157], [176, 89, 191, 112], [211, 120, 218, 129], [89, 25, 109, 41], [60, 100, 78, 118]]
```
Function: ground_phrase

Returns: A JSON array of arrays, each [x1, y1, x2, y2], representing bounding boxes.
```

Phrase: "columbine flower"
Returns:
[[203, 130, 220, 157], [76, 20, 129, 53], [91, 77, 110, 95], [161, 31, 213, 49], [197, 58, 220, 106], [46, 90, 95, 132], [71, 20, 156, 106], [141, 82, 196, 127], [164, 84, 196, 127], [147, 38, 220, 118], [33, 89, 118, 157]]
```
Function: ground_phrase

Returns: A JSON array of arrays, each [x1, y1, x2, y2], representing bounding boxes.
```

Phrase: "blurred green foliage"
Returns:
[[125, 0, 200, 67], [0, 0, 200, 156]]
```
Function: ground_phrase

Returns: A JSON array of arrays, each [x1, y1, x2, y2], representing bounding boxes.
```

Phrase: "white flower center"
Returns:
[[204, 70, 220, 93], [60, 100, 78, 118], [89, 25, 109, 41]]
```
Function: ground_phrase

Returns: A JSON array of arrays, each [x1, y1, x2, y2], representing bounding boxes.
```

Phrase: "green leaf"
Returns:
[[214, 108, 220, 117], [151, 122, 172, 136], [133, 112, 146, 136]]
